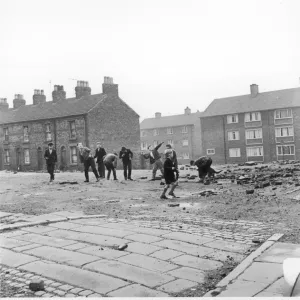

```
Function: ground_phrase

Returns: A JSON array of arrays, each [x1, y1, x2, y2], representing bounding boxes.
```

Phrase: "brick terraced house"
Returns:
[[0, 77, 140, 171], [201, 84, 300, 164], [140, 107, 203, 165]]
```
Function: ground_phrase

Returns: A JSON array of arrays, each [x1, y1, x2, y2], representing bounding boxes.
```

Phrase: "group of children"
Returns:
[[44, 141, 220, 199]]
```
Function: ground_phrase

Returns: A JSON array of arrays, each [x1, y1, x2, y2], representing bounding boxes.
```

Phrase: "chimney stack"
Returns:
[[184, 107, 191, 115], [13, 94, 26, 109], [33, 89, 46, 105], [155, 112, 161, 118], [52, 85, 66, 103], [250, 84, 259, 97], [102, 76, 118, 97], [75, 81, 91, 99], [0, 98, 9, 111]]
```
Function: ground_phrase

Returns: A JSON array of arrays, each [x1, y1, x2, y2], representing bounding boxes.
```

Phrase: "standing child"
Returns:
[[160, 149, 178, 199], [44, 142, 57, 182]]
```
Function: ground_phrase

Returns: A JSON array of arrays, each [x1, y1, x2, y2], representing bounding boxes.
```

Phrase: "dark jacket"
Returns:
[[94, 147, 107, 163], [79, 147, 92, 163], [44, 149, 57, 165], [164, 157, 176, 184], [194, 156, 212, 170], [119, 149, 133, 163], [143, 142, 163, 164]]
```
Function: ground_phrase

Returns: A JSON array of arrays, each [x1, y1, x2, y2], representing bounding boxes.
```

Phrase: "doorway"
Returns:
[[60, 146, 67, 171], [37, 147, 43, 170]]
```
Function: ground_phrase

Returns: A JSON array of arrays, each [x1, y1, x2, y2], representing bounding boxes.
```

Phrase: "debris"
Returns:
[[245, 161, 257, 166], [59, 181, 78, 185], [29, 279, 44, 291], [168, 203, 180, 207], [252, 238, 262, 244], [246, 189, 254, 195], [118, 244, 128, 251], [140, 176, 147, 179], [105, 200, 120, 203]]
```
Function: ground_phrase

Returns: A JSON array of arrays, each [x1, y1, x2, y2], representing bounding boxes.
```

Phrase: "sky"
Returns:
[[1, 0, 299, 120]]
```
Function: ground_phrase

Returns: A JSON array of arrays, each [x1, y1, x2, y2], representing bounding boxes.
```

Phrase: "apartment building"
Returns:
[[140, 107, 203, 164], [201, 84, 300, 164]]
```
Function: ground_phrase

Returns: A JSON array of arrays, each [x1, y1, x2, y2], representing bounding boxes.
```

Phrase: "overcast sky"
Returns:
[[1, 0, 299, 120]]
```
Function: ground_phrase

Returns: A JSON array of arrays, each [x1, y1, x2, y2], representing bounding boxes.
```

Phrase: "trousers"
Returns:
[[123, 161, 132, 179], [47, 163, 55, 180], [105, 162, 117, 180], [83, 157, 99, 181], [97, 161, 105, 178]]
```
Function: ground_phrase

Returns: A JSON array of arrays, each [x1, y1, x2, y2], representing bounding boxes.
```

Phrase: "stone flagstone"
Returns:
[[125, 241, 163, 255], [0, 248, 39, 267], [78, 246, 129, 259], [161, 231, 214, 245], [19, 260, 129, 295], [157, 279, 197, 293], [24, 246, 101, 267], [167, 267, 206, 283], [124, 233, 163, 243], [107, 284, 169, 297], [204, 240, 251, 254], [150, 249, 184, 261], [83, 259, 175, 288], [0, 236, 31, 249]]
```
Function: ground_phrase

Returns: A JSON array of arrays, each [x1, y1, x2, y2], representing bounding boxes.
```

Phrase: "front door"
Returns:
[[60, 146, 66, 170], [16, 148, 21, 171], [37, 148, 43, 170]]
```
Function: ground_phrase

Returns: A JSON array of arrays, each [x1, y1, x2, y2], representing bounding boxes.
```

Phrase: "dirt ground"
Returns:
[[0, 162, 299, 243]]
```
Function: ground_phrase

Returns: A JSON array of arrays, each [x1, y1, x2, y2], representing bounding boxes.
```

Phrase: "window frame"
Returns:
[[275, 126, 294, 137], [23, 126, 29, 142], [24, 148, 30, 165], [274, 109, 292, 120], [206, 148, 215, 155], [167, 139, 174, 146], [228, 130, 240, 141], [246, 146, 264, 157], [70, 146, 78, 164], [245, 112, 261, 122], [141, 130, 146, 137], [245, 128, 263, 140], [276, 144, 295, 156], [167, 127, 173, 135], [182, 139, 189, 146], [229, 148, 241, 158], [182, 126, 188, 134], [4, 127, 9, 141], [226, 114, 238, 124], [45, 123, 52, 142], [153, 129, 159, 136], [182, 152, 190, 159], [141, 142, 148, 150], [69, 121, 77, 139], [4, 149, 10, 164]]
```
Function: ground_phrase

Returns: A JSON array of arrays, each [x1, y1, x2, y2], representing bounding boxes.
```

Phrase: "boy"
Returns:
[[119, 147, 133, 180], [192, 156, 221, 183], [44, 142, 57, 182], [77, 143, 100, 182], [94, 142, 106, 178], [160, 149, 178, 199], [103, 153, 118, 180], [165, 144, 179, 182]]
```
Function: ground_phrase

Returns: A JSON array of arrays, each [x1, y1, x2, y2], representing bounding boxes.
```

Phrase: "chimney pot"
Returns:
[[75, 80, 91, 99], [250, 84, 259, 97], [33, 89, 46, 105], [184, 107, 191, 115], [52, 85, 66, 102], [155, 112, 162, 118]]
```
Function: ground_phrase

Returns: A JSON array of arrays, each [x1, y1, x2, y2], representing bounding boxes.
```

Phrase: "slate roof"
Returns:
[[0, 94, 108, 125], [140, 111, 203, 129], [202, 87, 300, 117]]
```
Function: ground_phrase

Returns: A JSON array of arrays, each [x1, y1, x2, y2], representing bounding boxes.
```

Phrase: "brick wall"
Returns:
[[87, 96, 141, 169]]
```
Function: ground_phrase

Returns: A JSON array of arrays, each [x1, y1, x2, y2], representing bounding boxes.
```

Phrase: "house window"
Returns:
[[141, 131, 146, 137], [23, 126, 29, 142], [45, 124, 52, 141], [70, 121, 76, 139], [182, 139, 189, 146], [182, 152, 190, 159], [246, 128, 262, 139], [153, 129, 159, 136], [4, 150, 10, 164], [4, 128, 8, 141], [246, 146, 263, 157], [275, 109, 292, 119], [167, 140, 174, 146], [277, 145, 295, 155], [167, 127, 173, 135], [228, 131, 240, 141], [153, 140, 158, 147], [229, 148, 241, 157], [207, 149, 215, 155], [141, 142, 148, 150], [245, 112, 261, 122], [24, 149, 30, 164], [70, 146, 77, 164], [182, 126, 188, 133], [227, 114, 238, 124], [275, 126, 294, 137]]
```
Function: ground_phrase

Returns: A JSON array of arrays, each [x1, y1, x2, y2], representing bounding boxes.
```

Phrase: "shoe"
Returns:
[[49, 179, 53, 182], [84, 180, 89, 183], [160, 195, 168, 199], [169, 193, 179, 198], [150, 178, 156, 181], [124, 178, 127, 180], [96, 178, 100, 182], [214, 170, 222, 174], [160, 182, 165, 186], [128, 178, 133, 181], [114, 178, 118, 181]]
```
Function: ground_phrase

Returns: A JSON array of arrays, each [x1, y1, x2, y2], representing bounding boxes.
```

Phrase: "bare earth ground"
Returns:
[[0, 163, 299, 297], [0, 163, 299, 243]]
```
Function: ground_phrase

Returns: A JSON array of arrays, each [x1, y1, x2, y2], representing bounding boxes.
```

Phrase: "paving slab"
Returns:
[[204, 249, 245, 263], [24, 214, 68, 223], [217, 279, 268, 297], [0, 248, 39, 267], [46, 229, 130, 247], [124, 233, 163, 243], [204, 240, 251, 254], [263, 277, 285, 294], [13, 243, 42, 252], [63, 243, 90, 251], [117, 253, 178, 273], [96, 222, 139, 230], [71, 225, 135, 238], [125, 241, 163, 255], [48, 222, 83, 230], [24, 245, 101, 267], [78, 245, 129, 259], [83, 259, 175, 288], [0, 236, 31, 249], [238, 262, 283, 283], [0, 230, 26, 238], [157, 278, 197, 293], [153, 239, 214, 257], [19, 260, 129, 295], [15, 233, 76, 247], [107, 284, 169, 297], [150, 249, 184, 260], [171, 254, 223, 271], [255, 291, 282, 297], [255, 242, 300, 263], [0, 212, 13, 218], [167, 267, 206, 282], [68, 219, 107, 226], [21, 226, 58, 234], [161, 231, 214, 245]]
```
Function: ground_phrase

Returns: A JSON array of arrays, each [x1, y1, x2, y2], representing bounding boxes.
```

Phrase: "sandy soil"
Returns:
[[0, 163, 299, 243]]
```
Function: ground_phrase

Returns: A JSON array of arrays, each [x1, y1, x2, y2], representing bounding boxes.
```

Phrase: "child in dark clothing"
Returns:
[[160, 149, 178, 199]]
